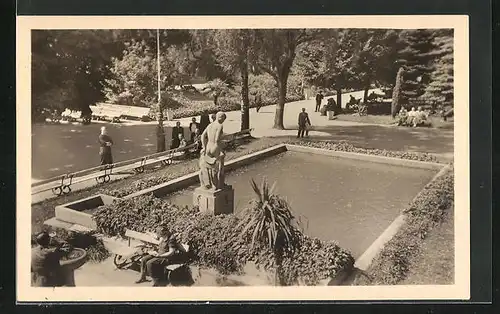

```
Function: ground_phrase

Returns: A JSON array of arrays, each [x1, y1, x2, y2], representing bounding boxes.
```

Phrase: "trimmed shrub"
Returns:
[[286, 140, 439, 163], [360, 166, 454, 285]]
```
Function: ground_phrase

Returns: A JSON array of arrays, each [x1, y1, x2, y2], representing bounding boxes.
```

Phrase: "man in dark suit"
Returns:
[[315, 91, 324, 112], [297, 108, 311, 138], [171, 121, 184, 149], [189, 117, 200, 143]]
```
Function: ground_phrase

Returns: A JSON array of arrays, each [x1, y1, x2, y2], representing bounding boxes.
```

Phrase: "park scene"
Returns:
[[30, 28, 454, 288]]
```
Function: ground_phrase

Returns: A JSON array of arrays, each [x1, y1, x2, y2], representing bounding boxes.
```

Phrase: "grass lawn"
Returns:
[[335, 114, 454, 130], [401, 208, 455, 285]]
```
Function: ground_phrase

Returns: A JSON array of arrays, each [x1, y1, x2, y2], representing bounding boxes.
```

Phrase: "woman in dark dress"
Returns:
[[199, 111, 210, 133], [98, 126, 114, 165]]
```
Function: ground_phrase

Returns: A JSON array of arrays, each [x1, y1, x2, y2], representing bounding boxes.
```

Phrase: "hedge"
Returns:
[[93, 194, 354, 285], [355, 165, 454, 285]]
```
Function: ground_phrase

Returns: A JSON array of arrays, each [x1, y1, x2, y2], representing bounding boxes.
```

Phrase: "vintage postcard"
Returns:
[[17, 15, 469, 302]]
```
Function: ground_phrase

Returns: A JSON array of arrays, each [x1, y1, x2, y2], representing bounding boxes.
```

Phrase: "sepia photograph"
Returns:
[[17, 15, 469, 302]]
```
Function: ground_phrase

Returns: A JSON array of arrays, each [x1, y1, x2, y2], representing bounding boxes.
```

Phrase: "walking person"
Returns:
[[315, 91, 324, 112], [255, 94, 263, 113], [98, 126, 113, 165], [170, 121, 184, 149], [297, 108, 311, 138], [189, 117, 200, 143]]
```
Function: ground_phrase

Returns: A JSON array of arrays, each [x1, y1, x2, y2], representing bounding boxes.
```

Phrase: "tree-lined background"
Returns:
[[32, 28, 453, 129]]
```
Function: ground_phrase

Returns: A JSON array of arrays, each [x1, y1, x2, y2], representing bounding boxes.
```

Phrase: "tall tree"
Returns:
[[213, 29, 253, 130], [391, 67, 404, 117], [353, 29, 402, 103], [31, 30, 118, 121], [252, 29, 318, 129], [296, 29, 358, 111], [421, 29, 454, 110], [397, 29, 439, 105]]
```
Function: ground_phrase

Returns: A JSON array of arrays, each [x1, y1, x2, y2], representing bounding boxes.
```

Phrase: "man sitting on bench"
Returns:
[[135, 227, 185, 286]]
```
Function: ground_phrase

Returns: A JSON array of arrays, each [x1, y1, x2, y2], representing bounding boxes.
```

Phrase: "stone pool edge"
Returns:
[[353, 164, 452, 272]]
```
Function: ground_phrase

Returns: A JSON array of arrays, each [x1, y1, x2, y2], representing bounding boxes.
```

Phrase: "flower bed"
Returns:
[[353, 166, 454, 285], [286, 140, 440, 163], [93, 195, 354, 286]]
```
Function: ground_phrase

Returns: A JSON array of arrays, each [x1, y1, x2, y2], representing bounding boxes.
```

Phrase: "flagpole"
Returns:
[[157, 29, 161, 108], [156, 29, 166, 152]]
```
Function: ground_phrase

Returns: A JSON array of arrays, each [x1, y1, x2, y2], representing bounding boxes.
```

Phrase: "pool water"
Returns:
[[163, 151, 437, 258]]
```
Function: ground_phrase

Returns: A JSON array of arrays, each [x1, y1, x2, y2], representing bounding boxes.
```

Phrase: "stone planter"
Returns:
[[59, 248, 88, 287], [55, 194, 119, 230]]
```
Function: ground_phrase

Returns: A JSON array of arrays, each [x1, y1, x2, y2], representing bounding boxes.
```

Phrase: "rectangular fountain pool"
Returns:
[[162, 151, 438, 258]]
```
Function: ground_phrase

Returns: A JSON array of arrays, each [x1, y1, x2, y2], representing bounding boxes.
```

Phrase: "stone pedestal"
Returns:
[[193, 185, 234, 215]]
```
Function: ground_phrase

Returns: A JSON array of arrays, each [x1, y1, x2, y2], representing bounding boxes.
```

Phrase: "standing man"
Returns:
[[189, 117, 200, 143], [315, 91, 324, 112], [98, 126, 113, 165], [170, 121, 184, 149], [297, 108, 311, 138], [255, 94, 263, 113], [210, 113, 217, 122]]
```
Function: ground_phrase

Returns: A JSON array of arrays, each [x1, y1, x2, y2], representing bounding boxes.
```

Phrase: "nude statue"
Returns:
[[198, 112, 227, 190]]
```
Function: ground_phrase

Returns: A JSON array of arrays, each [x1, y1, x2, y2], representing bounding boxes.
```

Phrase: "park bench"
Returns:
[[111, 229, 192, 285], [32, 164, 116, 196]]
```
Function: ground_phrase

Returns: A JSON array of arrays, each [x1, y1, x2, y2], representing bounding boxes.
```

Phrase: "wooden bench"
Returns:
[[112, 229, 191, 274]]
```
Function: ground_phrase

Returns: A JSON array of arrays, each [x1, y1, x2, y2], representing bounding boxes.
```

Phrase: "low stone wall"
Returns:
[[54, 194, 119, 230]]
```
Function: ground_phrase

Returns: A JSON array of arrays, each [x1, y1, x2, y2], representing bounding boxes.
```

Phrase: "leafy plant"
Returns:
[[237, 178, 303, 284]]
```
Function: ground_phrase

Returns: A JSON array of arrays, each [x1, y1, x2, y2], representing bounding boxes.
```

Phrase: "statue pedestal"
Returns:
[[193, 185, 234, 215]]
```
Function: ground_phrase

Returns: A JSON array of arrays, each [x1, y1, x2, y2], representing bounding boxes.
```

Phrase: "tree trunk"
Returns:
[[363, 82, 370, 104], [240, 65, 250, 131], [336, 88, 342, 113], [273, 78, 287, 129]]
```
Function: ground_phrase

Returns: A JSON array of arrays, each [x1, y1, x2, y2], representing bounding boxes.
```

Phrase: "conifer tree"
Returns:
[[422, 30, 454, 110], [397, 29, 438, 105]]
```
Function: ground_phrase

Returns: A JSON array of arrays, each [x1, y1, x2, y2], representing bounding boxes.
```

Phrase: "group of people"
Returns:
[[97, 112, 222, 166], [397, 106, 430, 127]]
